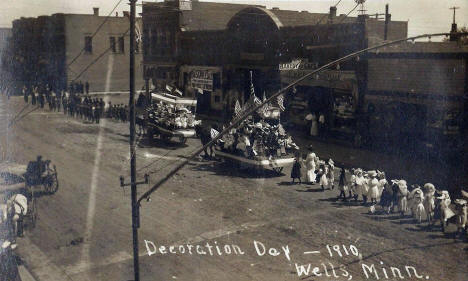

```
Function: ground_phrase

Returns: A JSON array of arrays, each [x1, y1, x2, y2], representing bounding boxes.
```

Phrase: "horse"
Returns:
[[195, 124, 215, 159]]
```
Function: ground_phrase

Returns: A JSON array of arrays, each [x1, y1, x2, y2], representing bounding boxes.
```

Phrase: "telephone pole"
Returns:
[[129, 0, 139, 280], [449, 6, 459, 41]]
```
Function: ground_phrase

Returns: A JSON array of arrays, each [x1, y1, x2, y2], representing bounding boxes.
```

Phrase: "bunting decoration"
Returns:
[[175, 88, 183, 96], [277, 94, 285, 111]]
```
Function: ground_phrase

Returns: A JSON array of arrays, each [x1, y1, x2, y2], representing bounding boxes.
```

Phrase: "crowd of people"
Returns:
[[106, 102, 129, 122], [146, 101, 201, 130], [291, 145, 468, 235], [216, 115, 299, 160]]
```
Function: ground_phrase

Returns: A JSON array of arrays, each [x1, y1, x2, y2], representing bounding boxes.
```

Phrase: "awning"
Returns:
[[151, 92, 197, 106]]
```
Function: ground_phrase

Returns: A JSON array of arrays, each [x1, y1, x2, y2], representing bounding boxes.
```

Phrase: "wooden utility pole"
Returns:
[[129, 0, 139, 280]]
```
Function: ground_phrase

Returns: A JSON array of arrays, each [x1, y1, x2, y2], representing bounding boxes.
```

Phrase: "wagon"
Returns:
[[214, 149, 294, 175], [142, 92, 199, 144], [0, 162, 38, 229]]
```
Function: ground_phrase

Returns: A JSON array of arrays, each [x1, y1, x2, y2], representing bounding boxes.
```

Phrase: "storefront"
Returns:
[[280, 60, 358, 135], [179, 66, 223, 113]]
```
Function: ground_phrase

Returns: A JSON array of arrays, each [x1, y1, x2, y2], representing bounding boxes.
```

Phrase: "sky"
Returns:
[[2, 0, 467, 39]]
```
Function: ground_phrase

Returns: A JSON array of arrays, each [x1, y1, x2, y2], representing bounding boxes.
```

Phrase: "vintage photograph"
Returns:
[[1, 0, 467, 280]]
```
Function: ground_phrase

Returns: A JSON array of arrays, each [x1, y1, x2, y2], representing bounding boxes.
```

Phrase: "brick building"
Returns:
[[365, 42, 468, 151], [4, 8, 144, 93]]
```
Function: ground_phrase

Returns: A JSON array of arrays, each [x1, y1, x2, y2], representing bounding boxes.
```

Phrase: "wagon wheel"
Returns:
[[146, 128, 154, 141], [161, 134, 171, 143], [43, 167, 59, 194], [272, 167, 284, 175], [178, 136, 187, 144]]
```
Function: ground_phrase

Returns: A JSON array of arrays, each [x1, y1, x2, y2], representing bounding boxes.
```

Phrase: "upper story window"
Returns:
[[110, 37, 116, 53], [118, 37, 125, 53], [84, 36, 92, 54]]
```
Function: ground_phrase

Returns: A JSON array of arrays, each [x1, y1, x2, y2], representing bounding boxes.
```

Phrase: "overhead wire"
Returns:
[[71, 27, 131, 82], [136, 31, 467, 205], [337, 3, 360, 24], [315, 0, 344, 26], [67, 0, 125, 69]]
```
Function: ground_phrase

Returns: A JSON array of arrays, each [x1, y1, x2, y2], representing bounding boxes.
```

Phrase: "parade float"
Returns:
[[142, 91, 201, 144], [212, 93, 299, 175]]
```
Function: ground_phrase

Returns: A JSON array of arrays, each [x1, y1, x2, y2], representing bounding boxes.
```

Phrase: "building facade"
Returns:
[[4, 8, 144, 93]]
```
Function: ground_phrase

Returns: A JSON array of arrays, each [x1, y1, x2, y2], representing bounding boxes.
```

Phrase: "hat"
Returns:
[[424, 183, 435, 192], [454, 199, 467, 206], [436, 190, 450, 200], [368, 170, 377, 177], [398, 180, 407, 187], [328, 159, 334, 165]]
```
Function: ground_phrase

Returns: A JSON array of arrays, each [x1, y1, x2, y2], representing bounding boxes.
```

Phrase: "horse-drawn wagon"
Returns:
[[212, 105, 298, 175], [137, 92, 201, 144]]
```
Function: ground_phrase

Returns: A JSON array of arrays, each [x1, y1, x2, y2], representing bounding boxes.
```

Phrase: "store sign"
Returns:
[[190, 70, 213, 92], [279, 59, 319, 70], [280, 69, 356, 89]]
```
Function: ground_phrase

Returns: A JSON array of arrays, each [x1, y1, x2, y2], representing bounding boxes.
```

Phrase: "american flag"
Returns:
[[234, 100, 242, 116], [277, 94, 285, 111], [210, 128, 219, 139]]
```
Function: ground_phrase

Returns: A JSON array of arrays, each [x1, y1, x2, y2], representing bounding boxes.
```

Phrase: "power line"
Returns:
[[338, 3, 360, 24], [67, 0, 125, 69], [315, 0, 344, 26], [136, 31, 468, 205], [71, 27, 130, 82]]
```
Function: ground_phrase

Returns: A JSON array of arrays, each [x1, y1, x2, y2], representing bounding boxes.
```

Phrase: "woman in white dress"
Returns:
[[304, 146, 317, 184], [306, 113, 318, 137], [319, 165, 329, 191], [354, 169, 365, 202], [367, 171, 379, 205]]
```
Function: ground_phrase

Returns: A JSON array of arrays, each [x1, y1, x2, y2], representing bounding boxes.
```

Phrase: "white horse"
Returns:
[[1, 194, 28, 237]]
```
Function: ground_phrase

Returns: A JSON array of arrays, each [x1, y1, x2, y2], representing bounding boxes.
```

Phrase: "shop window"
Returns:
[[110, 37, 116, 53], [118, 37, 125, 53], [84, 36, 92, 54], [213, 73, 221, 89]]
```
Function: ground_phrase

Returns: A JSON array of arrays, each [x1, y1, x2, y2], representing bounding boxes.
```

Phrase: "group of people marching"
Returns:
[[21, 84, 106, 124], [291, 145, 467, 236], [106, 102, 129, 122]]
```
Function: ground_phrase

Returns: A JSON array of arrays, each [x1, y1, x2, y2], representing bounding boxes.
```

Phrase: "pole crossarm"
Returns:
[[136, 31, 468, 206]]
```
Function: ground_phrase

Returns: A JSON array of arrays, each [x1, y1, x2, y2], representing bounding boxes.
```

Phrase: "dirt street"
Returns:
[[1, 95, 467, 281]]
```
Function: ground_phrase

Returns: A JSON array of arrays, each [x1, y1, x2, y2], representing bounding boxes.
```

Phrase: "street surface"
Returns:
[[1, 95, 467, 281]]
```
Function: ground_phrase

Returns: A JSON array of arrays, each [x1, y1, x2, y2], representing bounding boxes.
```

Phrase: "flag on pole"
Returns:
[[135, 19, 143, 43], [249, 71, 255, 97], [234, 100, 242, 116], [277, 94, 285, 111], [210, 128, 219, 139]]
